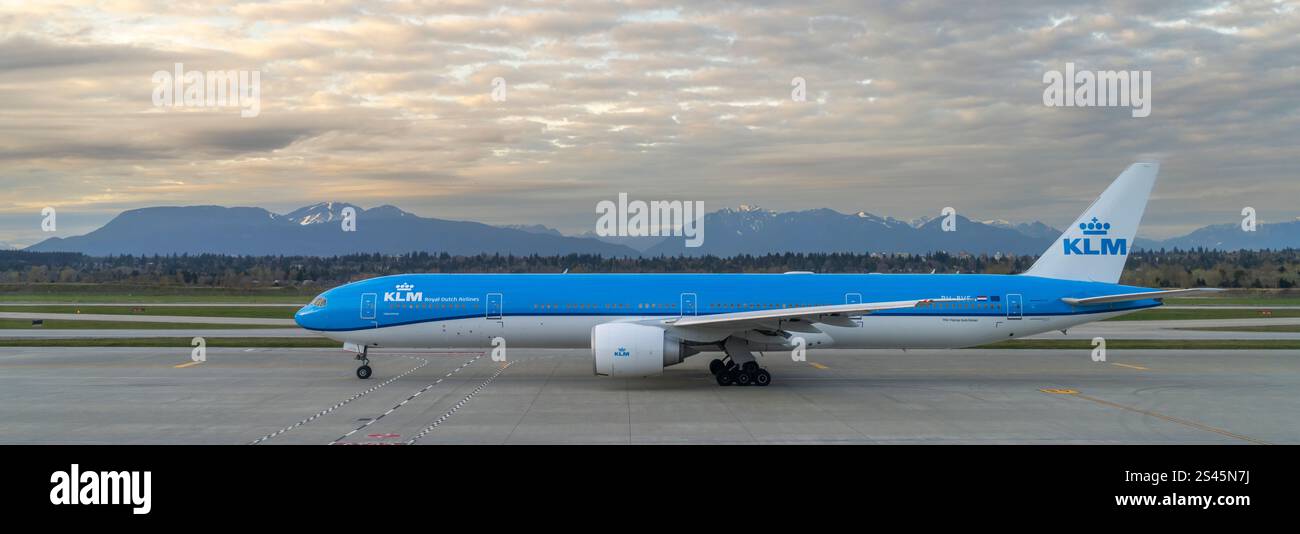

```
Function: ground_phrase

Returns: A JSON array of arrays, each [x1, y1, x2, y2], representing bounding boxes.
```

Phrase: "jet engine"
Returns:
[[591, 323, 696, 377]]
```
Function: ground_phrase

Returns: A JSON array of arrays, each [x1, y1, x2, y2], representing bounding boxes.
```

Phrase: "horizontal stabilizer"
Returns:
[[1061, 288, 1223, 306]]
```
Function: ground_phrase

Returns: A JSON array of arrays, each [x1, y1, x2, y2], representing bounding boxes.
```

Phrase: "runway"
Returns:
[[0, 346, 1294, 444], [0, 328, 311, 338], [0, 303, 300, 307], [4, 318, 1297, 340], [0, 312, 295, 326], [1027, 318, 1300, 340]]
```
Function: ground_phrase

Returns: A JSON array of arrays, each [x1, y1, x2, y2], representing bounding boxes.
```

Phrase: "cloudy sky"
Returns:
[[1, 0, 1297, 247]]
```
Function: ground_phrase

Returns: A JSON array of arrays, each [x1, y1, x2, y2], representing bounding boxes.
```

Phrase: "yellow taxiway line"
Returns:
[[1040, 387, 1268, 445]]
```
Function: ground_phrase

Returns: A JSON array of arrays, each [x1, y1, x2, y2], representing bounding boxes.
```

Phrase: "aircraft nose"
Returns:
[[294, 306, 317, 330]]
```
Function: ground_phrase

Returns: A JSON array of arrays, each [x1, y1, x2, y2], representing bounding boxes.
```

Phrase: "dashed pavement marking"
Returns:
[[405, 360, 516, 445], [249, 355, 432, 445], [329, 353, 485, 445]]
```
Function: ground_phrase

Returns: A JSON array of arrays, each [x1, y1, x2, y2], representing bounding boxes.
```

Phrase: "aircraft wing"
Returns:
[[1061, 288, 1223, 306], [666, 299, 941, 330]]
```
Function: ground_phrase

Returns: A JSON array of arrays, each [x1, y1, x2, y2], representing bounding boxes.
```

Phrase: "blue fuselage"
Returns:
[[294, 273, 1158, 350]]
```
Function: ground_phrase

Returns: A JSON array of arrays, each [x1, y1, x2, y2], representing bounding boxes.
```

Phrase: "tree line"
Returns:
[[1, 249, 1297, 289]]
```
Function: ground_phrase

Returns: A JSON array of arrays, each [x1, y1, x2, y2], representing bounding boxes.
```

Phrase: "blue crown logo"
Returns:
[[395, 282, 414, 291], [1079, 217, 1111, 236], [614, 347, 630, 357]]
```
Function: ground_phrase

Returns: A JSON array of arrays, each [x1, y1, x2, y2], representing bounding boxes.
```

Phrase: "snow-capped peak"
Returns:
[[284, 201, 361, 225]]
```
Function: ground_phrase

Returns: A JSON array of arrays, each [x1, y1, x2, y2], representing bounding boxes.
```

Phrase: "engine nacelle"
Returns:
[[591, 323, 694, 377]]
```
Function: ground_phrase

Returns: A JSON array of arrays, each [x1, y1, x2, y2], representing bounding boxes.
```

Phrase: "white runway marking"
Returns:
[[328, 353, 485, 445], [249, 355, 433, 445], [406, 360, 516, 445]]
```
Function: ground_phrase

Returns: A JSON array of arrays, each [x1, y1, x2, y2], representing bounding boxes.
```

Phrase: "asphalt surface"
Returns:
[[1026, 318, 1300, 340], [0, 303, 301, 307], [4, 317, 1298, 340], [0, 312, 295, 325], [0, 346, 1294, 444], [0, 328, 311, 338]]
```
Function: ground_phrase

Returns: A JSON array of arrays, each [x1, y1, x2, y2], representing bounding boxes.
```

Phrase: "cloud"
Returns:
[[0, 0, 1297, 246]]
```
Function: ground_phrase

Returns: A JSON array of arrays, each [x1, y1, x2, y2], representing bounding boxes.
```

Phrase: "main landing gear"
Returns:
[[710, 358, 771, 386], [710, 337, 771, 386]]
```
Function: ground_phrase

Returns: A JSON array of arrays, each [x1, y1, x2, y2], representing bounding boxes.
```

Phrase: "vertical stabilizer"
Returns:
[[1023, 162, 1159, 283]]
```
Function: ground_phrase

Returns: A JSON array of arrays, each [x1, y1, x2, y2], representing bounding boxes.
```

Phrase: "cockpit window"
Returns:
[[311, 297, 327, 307]]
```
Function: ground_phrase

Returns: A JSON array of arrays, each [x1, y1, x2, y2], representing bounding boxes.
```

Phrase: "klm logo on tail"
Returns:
[[1025, 162, 1156, 283], [1063, 217, 1127, 256]]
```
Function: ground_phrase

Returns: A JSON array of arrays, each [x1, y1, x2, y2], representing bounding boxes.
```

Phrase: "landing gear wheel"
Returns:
[[734, 370, 753, 386], [709, 359, 726, 376], [741, 361, 759, 373], [753, 369, 771, 387], [716, 371, 735, 386], [356, 365, 373, 380]]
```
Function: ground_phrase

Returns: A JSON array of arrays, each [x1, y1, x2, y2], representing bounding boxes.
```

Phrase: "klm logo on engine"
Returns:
[[614, 347, 630, 358], [384, 282, 423, 302], [1063, 217, 1126, 256]]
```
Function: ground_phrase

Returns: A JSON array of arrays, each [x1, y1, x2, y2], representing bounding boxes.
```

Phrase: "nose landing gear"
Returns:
[[353, 347, 372, 379]]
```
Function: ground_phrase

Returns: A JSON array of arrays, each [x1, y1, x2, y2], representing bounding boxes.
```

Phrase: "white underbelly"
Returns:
[[326, 315, 632, 349], [324, 310, 1135, 350], [822, 310, 1134, 348]]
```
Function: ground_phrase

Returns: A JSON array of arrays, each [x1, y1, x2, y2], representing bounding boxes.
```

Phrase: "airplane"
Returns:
[[294, 162, 1216, 385]]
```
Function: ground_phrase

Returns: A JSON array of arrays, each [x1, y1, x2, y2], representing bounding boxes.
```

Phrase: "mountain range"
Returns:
[[26, 202, 638, 257], [23, 202, 1300, 257], [640, 207, 1053, 256]]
